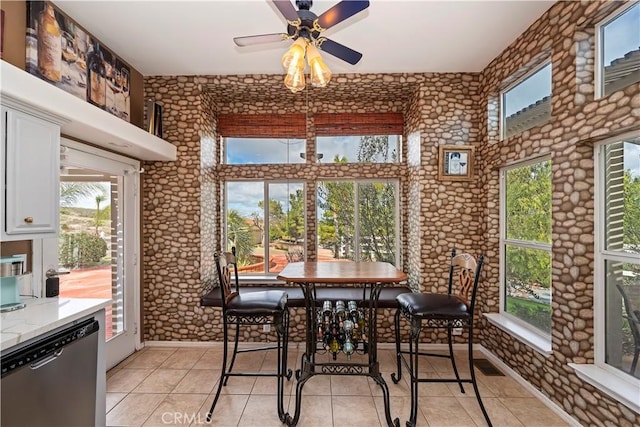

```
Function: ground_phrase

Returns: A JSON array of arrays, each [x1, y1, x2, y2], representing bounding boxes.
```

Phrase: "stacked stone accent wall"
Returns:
[[477, 1, 640, 425], [142, 72, 485, 345]]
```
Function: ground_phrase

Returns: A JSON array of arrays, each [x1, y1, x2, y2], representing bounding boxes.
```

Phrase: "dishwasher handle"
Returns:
[[30, 348, 64, 370]]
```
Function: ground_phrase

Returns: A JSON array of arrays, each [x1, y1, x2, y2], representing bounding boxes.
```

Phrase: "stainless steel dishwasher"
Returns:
[[1, 318, 100, 427]]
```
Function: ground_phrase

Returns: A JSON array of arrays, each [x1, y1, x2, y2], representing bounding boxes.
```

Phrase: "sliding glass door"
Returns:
[[55, 140, 139, 368]]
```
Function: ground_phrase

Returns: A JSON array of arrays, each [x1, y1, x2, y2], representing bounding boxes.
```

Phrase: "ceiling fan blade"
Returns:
[[234, 33, 288, 47], [316, 0, 370, 30], [270, 0, 300, 23], [317, 38, 362, 65]]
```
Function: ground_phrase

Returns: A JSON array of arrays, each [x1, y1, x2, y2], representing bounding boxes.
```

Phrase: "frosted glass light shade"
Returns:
[[284, 66, 306, 93], [281, 38, 307, 70], [307, 44, 332, 87]]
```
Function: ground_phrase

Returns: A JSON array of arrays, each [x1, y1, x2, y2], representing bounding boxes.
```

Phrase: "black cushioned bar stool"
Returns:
[[206, 247, 292, 423], [391, 248, 492, 427]]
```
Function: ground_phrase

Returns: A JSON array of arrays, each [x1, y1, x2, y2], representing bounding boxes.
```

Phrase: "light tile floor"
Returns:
[[106, 345, 571, 427]]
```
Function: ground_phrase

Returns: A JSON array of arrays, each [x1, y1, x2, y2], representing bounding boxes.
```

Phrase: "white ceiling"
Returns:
[[54, 0, 554, 76]]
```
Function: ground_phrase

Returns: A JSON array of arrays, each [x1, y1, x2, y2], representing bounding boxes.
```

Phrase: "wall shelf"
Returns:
[[0, 60, 176, 161]]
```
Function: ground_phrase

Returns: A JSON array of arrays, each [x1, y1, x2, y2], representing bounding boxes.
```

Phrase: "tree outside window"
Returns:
[[502, 159, 552, 334]]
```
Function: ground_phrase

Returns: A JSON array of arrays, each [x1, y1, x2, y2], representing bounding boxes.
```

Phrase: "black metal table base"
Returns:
[[283, 281, 400, 427], [284, 355, 399, 427]]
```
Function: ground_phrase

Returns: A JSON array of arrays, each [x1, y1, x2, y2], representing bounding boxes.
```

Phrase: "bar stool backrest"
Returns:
[[447, 249, 484, 313], [215, 247, 240, 309]]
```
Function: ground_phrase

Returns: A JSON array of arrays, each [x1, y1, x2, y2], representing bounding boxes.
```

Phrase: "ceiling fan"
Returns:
[[233, 0, 370, 65]]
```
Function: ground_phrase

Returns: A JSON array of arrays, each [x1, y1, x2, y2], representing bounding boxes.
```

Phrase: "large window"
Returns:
[[225, 181, 305, 275], [596, 2, 640, 98], [317, 179, 399, 265], [501, 62, 552, 139], [500, 158, 552, 335], [224, 137, 306, 164], [597, 134, 640, 379]]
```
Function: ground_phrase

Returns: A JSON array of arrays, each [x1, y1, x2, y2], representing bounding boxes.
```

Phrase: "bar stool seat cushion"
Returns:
[[202, 285, 411, 309], [226, 290, 288, 316], [396, 292, 470, 319]]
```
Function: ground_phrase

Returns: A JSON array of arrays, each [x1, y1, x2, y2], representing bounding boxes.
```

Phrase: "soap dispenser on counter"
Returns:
[[45, 268, 60, 297]]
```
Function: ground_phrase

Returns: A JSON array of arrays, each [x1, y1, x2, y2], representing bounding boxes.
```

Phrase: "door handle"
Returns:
[[30, 348, 64, 370], [24, 217, 34, 223]]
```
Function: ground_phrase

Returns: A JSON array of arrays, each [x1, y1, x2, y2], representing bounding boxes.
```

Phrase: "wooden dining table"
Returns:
[[277, 261, 408, 427]]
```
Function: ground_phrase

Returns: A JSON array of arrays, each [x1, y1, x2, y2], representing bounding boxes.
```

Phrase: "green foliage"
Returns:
[[357, 135, 396, 163], [506, 246, 551, 288], [60, 182, 105, 207], [624, 171, 640, 251], [505, 160, 552, 290], [226, 210, 254, 266], [506, 297, 552, 334], [317, 136, 397, 262], [318, 180, 355, 260], [59, 232, 108, 268], [286, 189, 305, 242], [359, 182, 396, 263], [94, 192, 108, 234], [505, 160, 552, 243]]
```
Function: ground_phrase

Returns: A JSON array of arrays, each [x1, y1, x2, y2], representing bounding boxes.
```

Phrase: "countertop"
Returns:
[[1, 297, 111, 351]]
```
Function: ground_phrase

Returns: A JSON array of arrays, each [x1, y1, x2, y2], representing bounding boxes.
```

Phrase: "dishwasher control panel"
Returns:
[[1, 318, 99, 377]]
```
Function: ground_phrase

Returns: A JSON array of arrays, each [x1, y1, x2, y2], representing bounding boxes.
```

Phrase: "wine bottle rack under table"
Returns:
[[277, 261, 407, 427]]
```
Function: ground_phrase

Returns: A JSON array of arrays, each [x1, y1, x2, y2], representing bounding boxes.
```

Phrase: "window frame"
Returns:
[[593, 130, 640, 383], [223, 179, 306, 278], [314, 134, 403, 164], [498, 155, 553, 342], [594, 1, 640, 99], [222, 136, 307, 165], [316, 178, 400, 266], [500, 60, 552, 140], [574, 131, 640, 414]]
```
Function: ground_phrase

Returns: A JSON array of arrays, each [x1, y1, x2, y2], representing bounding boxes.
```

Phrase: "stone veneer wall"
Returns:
[[477, 1, 640, 425], [143, 73, 484, 344]]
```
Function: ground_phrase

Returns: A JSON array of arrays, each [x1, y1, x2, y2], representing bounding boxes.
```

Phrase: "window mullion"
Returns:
[[503, 239, 552, 252], [354, 181, 360, 262], [264, 181, 269, 275]]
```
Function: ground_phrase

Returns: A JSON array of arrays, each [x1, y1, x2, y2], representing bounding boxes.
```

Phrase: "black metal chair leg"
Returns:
[[391, 309, 402, 383], [207, 319, 230, 422], [223, 320, 241, 386], [468, 325, 492, 427], [631, 349, 639, 375], [277, 315, 286, 422], [408, 325, 419, 427], [447, 326, 464, 393], [278, 310, 293, 422]]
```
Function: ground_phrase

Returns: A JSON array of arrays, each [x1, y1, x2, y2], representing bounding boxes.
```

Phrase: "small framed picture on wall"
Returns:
[[438, 145, 475, 181]]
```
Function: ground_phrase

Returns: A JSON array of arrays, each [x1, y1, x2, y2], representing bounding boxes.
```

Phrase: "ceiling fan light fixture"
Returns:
[[281, 37, 307, 70], [306, 43, 332, 87], [284, 65, 306, 93]]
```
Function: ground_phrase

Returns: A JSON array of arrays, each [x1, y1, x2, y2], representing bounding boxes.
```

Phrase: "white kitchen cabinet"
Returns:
[[1, 106, 61, 241]]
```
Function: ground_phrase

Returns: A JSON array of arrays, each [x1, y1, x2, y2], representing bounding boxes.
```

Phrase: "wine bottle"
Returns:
[[86, 41, 106, 108], [329, 337, 340, 360], [348, 300, 359, 318], [343, 336, 355, 360], [37, 3, 61, 82], [336, 300, 346, 321]]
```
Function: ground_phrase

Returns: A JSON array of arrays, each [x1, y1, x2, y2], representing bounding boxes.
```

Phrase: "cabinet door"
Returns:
[[3, 107, 60, 237]]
